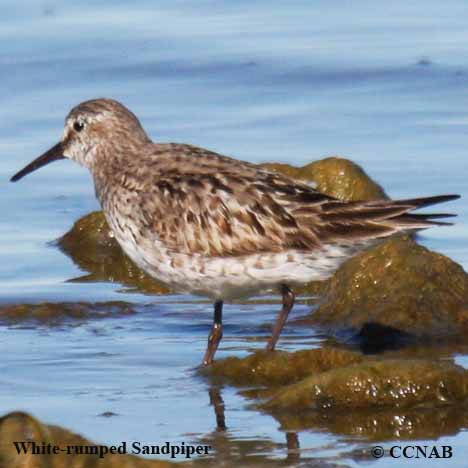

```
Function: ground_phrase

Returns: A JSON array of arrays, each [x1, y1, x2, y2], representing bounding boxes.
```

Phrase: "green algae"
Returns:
[[261, 359, 468, 412], [200, 348, 363, 387], [0, 302, 135, 326]]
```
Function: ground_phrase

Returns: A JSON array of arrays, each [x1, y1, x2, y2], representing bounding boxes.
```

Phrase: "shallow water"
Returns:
[[1, 1, 468, 467]]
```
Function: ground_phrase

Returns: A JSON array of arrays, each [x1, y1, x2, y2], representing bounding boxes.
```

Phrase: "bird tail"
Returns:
[[364, 194, 460, 229], [296, 194, 460, 281], [316, 194, 460, 244]]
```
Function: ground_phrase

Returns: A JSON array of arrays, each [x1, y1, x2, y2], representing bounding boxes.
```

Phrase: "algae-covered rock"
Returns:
[[261, 156, 387, 202], [261, 359, 468, 412], [0, 412, 174, 468], [0, 302, 135, 326], [294, 281, 326, 298], [57, 211, 171, 294], [200, 348, 363, 387], [307, 236, 468, 339]]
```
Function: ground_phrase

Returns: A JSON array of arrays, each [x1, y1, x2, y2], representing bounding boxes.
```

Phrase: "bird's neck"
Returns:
[[91, 138, 151, 202]]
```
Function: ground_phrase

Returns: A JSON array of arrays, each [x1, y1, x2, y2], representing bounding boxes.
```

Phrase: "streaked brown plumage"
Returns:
[[11, 98, 460, 365]]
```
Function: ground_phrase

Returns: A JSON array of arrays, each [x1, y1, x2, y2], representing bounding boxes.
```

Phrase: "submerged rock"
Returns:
[[261, 156, 387, 202], [261, 359, 468, 412], [0, 302, 135, 326], [57, 211, 170, 294], [200, 348, 363, 387], [307, 236, 468, 341]]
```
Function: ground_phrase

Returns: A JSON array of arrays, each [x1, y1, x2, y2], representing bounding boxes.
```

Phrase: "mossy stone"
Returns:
[[0, 302, 135, 326], [201, 348, 363, 387], [261, 359, 468, 412]]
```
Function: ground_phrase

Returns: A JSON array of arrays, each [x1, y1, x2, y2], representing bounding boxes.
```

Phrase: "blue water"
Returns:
[[1, 1, 468, 467]]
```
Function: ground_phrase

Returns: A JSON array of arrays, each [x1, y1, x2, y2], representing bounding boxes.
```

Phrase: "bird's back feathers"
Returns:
[[95, 143, 460, 258]]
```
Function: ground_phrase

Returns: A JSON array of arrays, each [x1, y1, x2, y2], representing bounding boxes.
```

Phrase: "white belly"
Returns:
[[111, 221, 349, 301]]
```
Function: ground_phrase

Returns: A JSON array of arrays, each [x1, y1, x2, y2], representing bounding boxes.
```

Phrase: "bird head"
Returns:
[[11, 98, 149, 182]]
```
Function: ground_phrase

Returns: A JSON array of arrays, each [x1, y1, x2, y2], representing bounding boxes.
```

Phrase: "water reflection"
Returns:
[[2, 388, 468, 468], [208, 387, 226, 431], [200, 386, 308, 466], [205, 382, 468, 446], [194, 381, 468, 467]]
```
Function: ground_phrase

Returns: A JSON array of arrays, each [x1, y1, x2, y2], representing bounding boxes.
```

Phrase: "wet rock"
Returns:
[[0, 301, 135, 326], [261, 157, 387, 202], [261, 359, 468, 412], [0, 411, 174, 467], [306, 236, 468, 341], [295, 281, 326, 298], [57, 211, 171, 294], [200, 348, 363, 387]]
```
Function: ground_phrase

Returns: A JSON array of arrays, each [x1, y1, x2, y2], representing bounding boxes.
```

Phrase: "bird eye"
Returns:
[[73, 121, 85, 132]]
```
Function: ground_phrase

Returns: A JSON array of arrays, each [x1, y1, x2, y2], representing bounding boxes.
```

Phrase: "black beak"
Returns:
[[10, 142, 65, 182]]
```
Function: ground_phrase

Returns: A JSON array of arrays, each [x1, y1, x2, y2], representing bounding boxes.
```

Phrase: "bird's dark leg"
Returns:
[[266, 285, 295, 351], [202, 300, 223, 365]]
